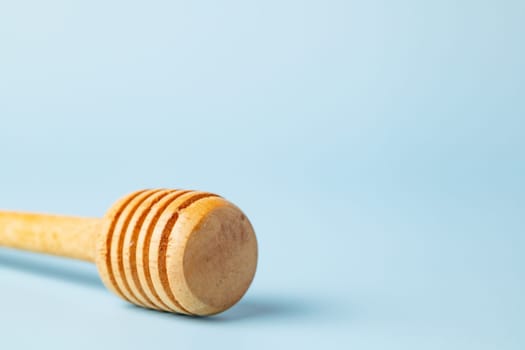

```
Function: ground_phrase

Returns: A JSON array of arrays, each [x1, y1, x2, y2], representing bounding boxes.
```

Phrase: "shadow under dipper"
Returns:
[[0, 248, 104, 289], [1, 248, 322, 323]]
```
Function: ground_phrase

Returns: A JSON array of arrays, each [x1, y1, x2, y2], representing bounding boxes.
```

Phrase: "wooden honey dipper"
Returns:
[[0, 189, 258, 316]]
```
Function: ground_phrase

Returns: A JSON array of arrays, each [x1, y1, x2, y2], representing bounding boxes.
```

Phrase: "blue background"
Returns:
[[0, 1, 523, 349]]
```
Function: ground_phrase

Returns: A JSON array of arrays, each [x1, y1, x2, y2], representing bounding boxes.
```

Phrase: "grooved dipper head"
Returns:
[[95, 189, 258, 316]]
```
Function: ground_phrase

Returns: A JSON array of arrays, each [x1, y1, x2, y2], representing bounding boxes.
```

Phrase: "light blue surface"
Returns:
[[0, 1, 524, 349]]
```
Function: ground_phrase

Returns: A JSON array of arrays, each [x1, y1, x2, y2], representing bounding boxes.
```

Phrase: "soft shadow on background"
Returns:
[[0, 248, 320, 323], [124, 295, 322, 323], [218, 297, 316, 322], [0, 248, 104, 289]]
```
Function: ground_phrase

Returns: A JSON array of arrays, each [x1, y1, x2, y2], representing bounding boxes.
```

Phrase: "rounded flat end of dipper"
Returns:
[[180, 201, 258, 315]]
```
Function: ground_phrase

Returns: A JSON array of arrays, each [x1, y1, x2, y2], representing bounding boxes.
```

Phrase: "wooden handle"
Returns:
[[0, 211, 100, 262], [0, 188, 258, 316]]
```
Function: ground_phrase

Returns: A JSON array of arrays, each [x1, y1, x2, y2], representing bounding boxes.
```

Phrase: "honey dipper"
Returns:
[[0, 189, 258, 316]]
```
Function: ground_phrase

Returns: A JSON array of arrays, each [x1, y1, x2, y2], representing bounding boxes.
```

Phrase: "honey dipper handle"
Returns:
[[0, 211, 101, 262]]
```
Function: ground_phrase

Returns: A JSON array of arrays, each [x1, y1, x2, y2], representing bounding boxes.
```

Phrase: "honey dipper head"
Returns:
[[95, 189, 258, 316]]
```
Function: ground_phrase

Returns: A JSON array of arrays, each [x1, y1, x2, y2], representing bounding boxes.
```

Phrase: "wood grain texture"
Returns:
[[0, 212, 100, 261]]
